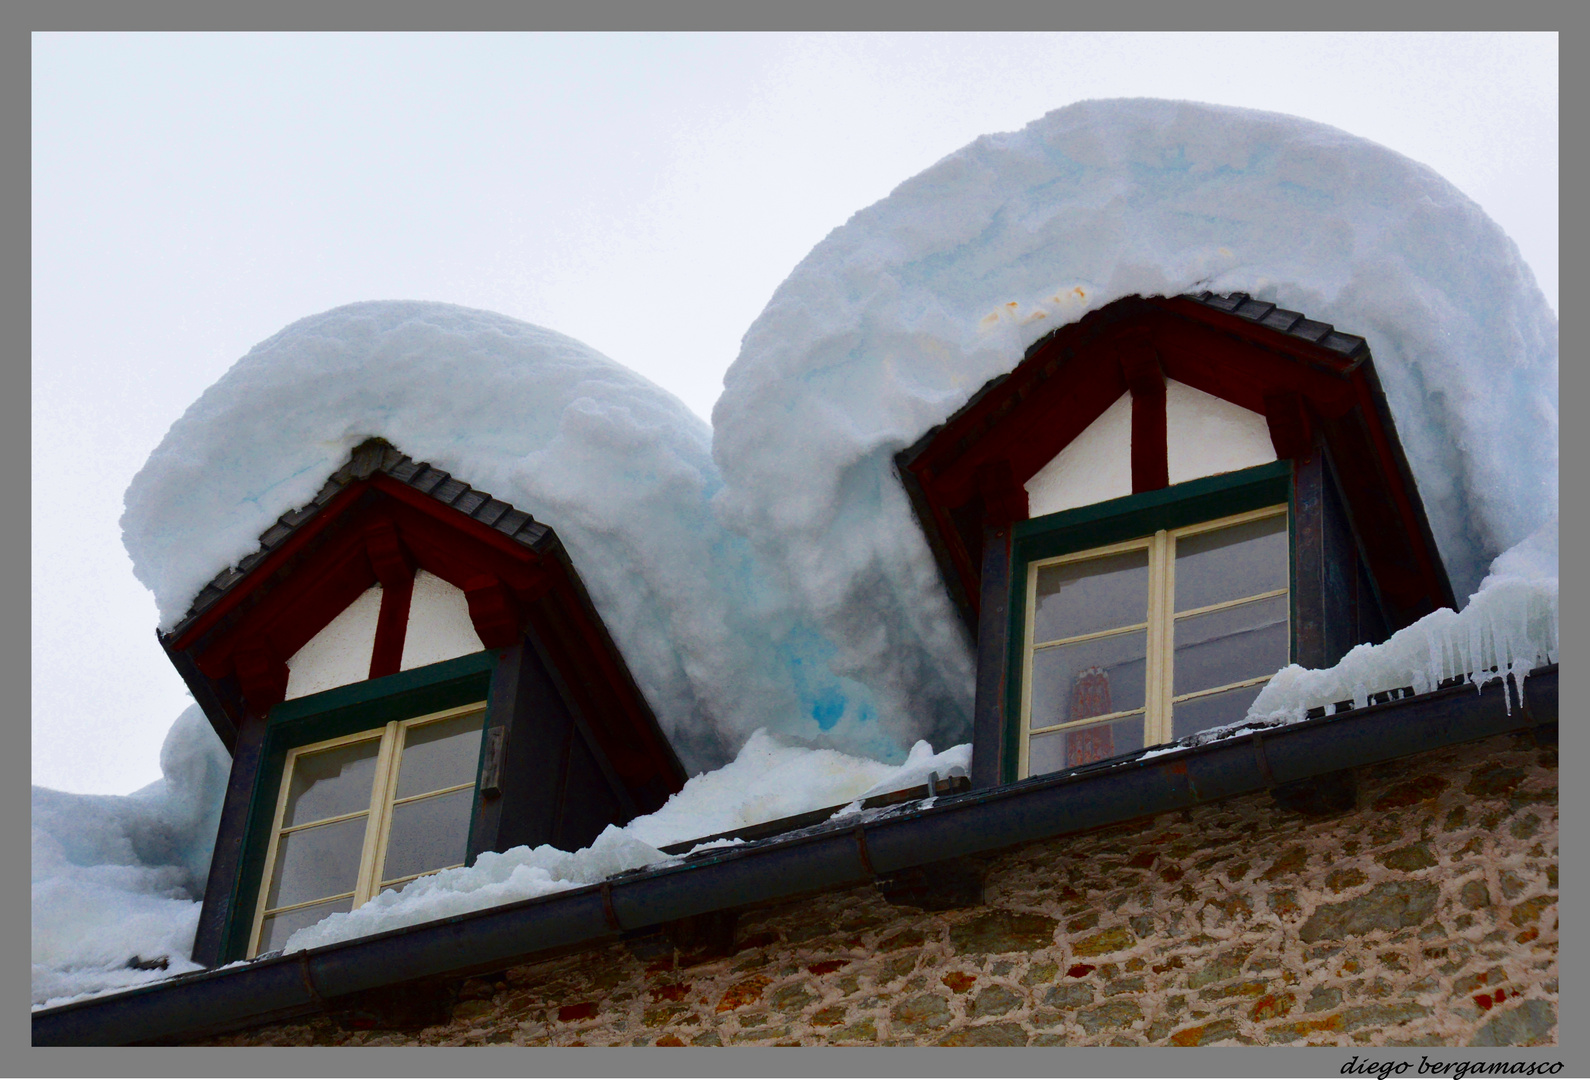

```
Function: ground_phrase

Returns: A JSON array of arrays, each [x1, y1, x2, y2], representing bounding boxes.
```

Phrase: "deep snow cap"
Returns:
[[123, 301, 776, 771], [710, 97, 1558, 748]]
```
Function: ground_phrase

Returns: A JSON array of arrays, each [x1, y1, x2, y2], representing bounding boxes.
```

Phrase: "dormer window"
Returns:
[[896, 293, 1454, 787], [159, 439, 687, 965]]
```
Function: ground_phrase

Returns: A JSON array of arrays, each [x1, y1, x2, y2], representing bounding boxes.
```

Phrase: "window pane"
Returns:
[[1171, 682, 1269, 741], [395, 710, 485, 799], [1173, 593, 1289, 697], [258, 896, 353, 954], [1029, 630, 1147, 730], [380, 787, 475, 885], [1032, 548, 1149, 644], [1174, 514, 1287, 612], [265, 815, 368, 910], [1028, 716, 1146, 775], [282, 737, 381, 827]]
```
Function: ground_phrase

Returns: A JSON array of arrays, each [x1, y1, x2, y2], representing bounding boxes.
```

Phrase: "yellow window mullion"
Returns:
[[1142, 531, 1162, 747], [1145, 529, 1176, 747], [353, 722, 403, 907]]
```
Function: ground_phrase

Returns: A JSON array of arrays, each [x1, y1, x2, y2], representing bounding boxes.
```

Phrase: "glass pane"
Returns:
[[282, 737, 381, 827], [1171, 681, 1269, 741], [1174, 514, 1288, 612], [1028, 630, 1147, 730], [1173, 593, 1289, 696], [258, 896, 354, 954], [1028, 716, 1146, 776], [381, 787, 475, 884], [1032, 548, 1150, 644], [395, 710, 486, 799], [265, 815, 368, 910]]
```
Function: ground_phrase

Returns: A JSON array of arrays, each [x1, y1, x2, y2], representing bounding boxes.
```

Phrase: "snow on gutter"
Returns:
[[33, 665, 1557, 1047]]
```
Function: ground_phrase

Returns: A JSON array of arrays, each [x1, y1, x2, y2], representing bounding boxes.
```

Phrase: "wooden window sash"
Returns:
[[248, 701, 487, 958], [1018, 505, 1288, 779]]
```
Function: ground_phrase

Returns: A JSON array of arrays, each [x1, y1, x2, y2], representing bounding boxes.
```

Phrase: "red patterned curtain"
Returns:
[[1065, 666, 1114, 767]]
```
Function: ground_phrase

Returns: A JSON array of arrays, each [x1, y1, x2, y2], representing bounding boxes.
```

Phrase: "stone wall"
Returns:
[[201, 729, 1557, 1047]]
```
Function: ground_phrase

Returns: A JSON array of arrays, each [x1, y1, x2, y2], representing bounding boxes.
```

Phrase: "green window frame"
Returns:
[[222, 650, 499, 961], [1004, 461, 1293, 782]]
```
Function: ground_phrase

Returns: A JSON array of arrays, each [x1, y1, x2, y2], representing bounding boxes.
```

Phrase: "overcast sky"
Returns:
[[32, 32, 1557, 796]]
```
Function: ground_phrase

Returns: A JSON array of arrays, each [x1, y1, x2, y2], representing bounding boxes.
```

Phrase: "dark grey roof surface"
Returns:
[[1185, 290, 1369, 360], [172, 439, 552, 639]]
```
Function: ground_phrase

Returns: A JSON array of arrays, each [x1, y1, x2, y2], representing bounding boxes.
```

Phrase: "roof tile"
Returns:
[[1287, 318, 1332, 344], [386, 458, 422, 484], [431, 477, 469, 505], [1320, 331, 1368, 357], [257, 522, 294, 549], [408, 467, 449, 495], [1234, 298, 1276, 322], [495, 508, 531, 536], [513, 520, 549, 546], [475, 499, 511, 528], [280, 505, 319, 529], [451, 490, 488, 516], [1260, 308, 1303, 334]]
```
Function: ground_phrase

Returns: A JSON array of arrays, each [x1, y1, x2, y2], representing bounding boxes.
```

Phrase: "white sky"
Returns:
[[32, 32, 1558, 796]]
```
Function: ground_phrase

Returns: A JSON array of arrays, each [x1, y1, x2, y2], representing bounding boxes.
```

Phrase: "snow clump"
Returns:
[[31, 705, 230, 1008]]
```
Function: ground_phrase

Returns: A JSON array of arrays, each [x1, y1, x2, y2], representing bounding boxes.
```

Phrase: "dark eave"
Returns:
[[32, 664, 1557, 1047], [169, 438, 552, 643]]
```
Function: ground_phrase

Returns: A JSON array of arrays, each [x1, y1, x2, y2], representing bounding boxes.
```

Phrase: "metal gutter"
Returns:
[[33, 665, 1557, 1046]]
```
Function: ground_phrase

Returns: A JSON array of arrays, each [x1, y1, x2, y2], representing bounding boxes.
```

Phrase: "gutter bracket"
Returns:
[[854, 826, 876, 878], [600, 881, 622, 933], [1252, 732, 1278, 788], [297, 951, 326, 1013]]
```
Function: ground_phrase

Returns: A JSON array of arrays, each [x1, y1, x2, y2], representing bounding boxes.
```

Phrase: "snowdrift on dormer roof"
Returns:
[[119, 301, 876, 772], [710, 97, 1558, 746]]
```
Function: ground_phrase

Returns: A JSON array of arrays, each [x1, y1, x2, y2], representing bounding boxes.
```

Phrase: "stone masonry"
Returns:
[[200, 729, 1557, 1047]]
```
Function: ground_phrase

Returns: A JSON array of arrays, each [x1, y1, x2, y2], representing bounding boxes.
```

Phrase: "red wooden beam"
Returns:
[[366, 521, 415, 680], [1121, 340, 1168, 493]]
